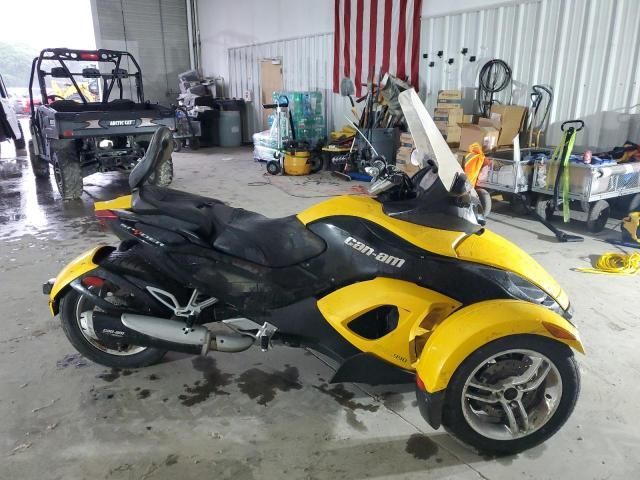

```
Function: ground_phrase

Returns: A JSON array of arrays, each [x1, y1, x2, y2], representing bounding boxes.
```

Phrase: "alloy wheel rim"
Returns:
[[75, 290, 146, 356], [461, 348, 563, 441]]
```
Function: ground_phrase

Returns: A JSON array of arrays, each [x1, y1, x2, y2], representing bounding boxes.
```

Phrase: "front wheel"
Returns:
[[59, 287, 167, 369], [442, 335, 580, 454]]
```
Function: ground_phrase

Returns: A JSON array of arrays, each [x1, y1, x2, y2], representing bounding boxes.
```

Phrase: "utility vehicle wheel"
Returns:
[[627, 193, 640, 215], [148, 157, 174, 186], [442, 335, 580, 455], [59, 284, 166, 369], [189, 137, 200, 150], [266, 160, 281, 175], [173, 139, 182, 152], [586, 200, 609, 233], [15, 123, 27, 151], [535, 198, 554, 220], [510, 193, 532, 216], [52, 145, 83, 200], [476, 188, 492, 217], [29, 140, 50, 178]]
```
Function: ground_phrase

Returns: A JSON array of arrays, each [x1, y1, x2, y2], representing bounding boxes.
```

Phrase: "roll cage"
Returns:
[[28, 48, 145, 118]]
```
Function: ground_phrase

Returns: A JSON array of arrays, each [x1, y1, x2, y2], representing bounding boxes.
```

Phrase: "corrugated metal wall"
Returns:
[[93, 0, 190, 105], [421, 0, 640, 148], [228, 33, 342, 140]]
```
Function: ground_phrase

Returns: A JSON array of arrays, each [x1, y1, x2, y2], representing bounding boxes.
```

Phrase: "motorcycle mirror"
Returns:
[[398, 89, 464, 193]]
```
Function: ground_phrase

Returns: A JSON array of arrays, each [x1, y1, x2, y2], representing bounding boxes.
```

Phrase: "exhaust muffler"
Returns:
[[81, 311, 254, 355]]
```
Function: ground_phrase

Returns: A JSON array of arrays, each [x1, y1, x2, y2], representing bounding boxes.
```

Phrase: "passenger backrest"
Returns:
[[129, 126, 173, 190]]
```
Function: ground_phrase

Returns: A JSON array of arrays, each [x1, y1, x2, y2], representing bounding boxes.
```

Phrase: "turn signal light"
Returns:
[[416, 374, 426, 392], [542, 321, 576, 341]]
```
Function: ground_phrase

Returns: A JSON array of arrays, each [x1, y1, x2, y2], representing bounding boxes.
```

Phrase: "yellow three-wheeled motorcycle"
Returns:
[[44, 90, 582, 454]]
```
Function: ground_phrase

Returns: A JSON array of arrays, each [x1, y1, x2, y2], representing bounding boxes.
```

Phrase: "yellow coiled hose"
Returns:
[[577, 252, 640, 275]]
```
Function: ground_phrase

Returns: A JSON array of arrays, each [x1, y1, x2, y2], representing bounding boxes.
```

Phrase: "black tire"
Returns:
[[309, 154, 323, 173], [442, 335, 580, 455], [586, 200, 609, 233], [627, 193, 640, 215], [266, 160, 281, 175], [173, 138, 182, 152], [59, 288, 167, 369], [147, 157, 174, 186], [476, 188, 492, 217], [510, 192, 532, 216], [535, 197, 554, 221], [15, 123, 26, 151], [52, 143, 83, 200], [29, 140, 50, 178]]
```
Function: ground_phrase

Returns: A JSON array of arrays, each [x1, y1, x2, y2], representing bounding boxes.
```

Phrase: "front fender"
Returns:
[[416, 299, 584, 394], [47, 246, 110, 316]]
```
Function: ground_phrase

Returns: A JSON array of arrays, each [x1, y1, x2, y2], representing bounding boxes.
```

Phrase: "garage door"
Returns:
[[92, 0, 190, 105]]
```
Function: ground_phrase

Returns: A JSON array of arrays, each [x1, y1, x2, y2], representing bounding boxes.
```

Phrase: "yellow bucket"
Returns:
[[284, 150, 311, 175]]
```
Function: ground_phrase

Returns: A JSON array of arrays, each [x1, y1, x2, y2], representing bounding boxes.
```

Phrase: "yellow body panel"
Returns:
[[297, 196, 466, 258], [317, 278, 461, 369], [415, 299, 584, 393], [455, 229, 569, 309], [94, 195, 133, 211], [48, 246, 103, 315]]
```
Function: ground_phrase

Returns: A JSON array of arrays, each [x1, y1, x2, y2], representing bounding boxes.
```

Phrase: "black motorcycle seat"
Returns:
[[133, 186, 326, 267]]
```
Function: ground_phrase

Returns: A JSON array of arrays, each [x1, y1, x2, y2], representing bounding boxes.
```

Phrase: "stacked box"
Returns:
[[273, 91, 326, 145], [396, 132, 418, 174], [435, 90, 463, 145]]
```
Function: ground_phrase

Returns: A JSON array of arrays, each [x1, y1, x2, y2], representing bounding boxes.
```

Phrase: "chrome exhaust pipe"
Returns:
[[82, 311, 254, 355]]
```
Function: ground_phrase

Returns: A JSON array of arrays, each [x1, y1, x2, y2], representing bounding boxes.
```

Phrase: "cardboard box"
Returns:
[[446, 125, 461, 144], [396, 146, 413, 163], [437, 89, 462, 101], [436, 89, 463, 110], [458, 123, 499, 152], [434, 107, 463, 126], [491, 105, 528, 147], [463, 115, 474, 123], [396, 160, 421, 176], [399, 132, 414, 148]]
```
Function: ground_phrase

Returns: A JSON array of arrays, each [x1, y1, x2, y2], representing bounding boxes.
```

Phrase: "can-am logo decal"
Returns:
[[109, 120, 136, 126], [344, 236, 406, 268]]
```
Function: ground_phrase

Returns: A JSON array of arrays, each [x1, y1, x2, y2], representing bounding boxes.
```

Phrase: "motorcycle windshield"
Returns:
[[398, 89, 463, 193]]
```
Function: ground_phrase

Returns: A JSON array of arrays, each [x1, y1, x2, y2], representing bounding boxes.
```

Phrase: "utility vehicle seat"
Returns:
[[129, 127, 326, 267]]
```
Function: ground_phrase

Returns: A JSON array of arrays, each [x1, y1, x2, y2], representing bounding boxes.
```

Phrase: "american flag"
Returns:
[[333, 0, 423, 96]]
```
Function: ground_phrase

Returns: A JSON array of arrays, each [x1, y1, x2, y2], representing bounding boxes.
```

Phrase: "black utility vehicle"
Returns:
[[28, 48, 174, 199]]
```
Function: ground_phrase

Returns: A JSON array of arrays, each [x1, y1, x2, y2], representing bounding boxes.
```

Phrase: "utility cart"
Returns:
[[28, 48, 175, 200], [477, 148, 551, 215], [532, 158, 640, 232]]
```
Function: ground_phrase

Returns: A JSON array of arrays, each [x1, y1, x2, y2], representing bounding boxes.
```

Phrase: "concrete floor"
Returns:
[[1, 134, 639, 480]]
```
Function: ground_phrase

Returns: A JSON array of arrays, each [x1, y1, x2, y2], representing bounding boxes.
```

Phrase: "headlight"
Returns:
[[505, 272, 565, 316]]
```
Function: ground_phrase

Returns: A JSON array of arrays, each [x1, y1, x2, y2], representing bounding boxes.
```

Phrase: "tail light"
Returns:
[[79, 52, 99, 60], [82, 276, 105, 288], [95, 209, 118, 226], [416, 374, 426, 392]]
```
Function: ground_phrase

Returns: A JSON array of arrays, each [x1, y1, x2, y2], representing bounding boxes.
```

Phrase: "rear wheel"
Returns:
[[442, 335, 580, 455], [147, 157, 174, 186], [535, 197, 554, 220], [52, 144, 83, 200], [15, 123, 27, 151], [510, 192, 532, 216], [29, 140, 50, 178], [586, 200, 609, 233], [476, 188, 492, 217]]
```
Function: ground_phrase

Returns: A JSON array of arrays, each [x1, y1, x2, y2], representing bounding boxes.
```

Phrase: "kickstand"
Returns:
[[515, 194, 584, 243]]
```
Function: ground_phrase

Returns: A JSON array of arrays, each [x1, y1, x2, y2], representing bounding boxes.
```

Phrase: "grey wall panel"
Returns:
[[93, 0, 189, 105], [421, 0, 640, 148]]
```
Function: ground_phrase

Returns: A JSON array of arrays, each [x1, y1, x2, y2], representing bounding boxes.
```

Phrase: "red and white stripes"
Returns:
[[333, 0, 423, 95]]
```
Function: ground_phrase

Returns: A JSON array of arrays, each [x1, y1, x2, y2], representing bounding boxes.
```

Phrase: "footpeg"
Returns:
[[256, 322, 278, 352]]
